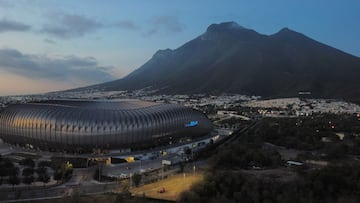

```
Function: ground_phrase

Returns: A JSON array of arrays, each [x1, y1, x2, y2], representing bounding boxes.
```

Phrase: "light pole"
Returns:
[[192, 147, 196, 176], [129, 173, 132, 189], [98, 162, 101, 181], [139, 159, 142, 173], [183, 172, 186, 191], [162, 163, 164, 180]]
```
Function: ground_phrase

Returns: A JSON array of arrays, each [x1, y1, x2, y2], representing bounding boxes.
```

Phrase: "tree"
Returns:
[[70, 189, 82, 203], [180, 162, 185, 173], [0, 158, 15, 185], [36, 167, 50, 186], [53, 170, 62, 182], [0, 158, 14, 179], [0, 167, 6, 184], [93, 168, 100, 181], [8, 167, 20, 189], [22, 167, 35, 186], [114, 193, 132, 203], [19, 158, 35, 168], [52, 161, 73, 183], [178, 191, 201, 203], [22, 167, 34, 177], [23, 175, 34, 185], [8, 175, 20, 188], [38, 161, 51, 168], [114, 181, 131, 203], [185, 148, 193, 160], [132, 173, 142, 187]]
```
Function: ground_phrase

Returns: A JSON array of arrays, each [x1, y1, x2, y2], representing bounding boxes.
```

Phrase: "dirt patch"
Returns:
[[130, 173, 203, 201]]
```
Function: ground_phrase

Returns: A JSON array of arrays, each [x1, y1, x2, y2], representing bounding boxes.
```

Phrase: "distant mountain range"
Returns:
[[83, 22, 360, 101]]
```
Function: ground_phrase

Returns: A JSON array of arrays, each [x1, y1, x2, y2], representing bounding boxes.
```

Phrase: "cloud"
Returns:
[[41, 14, 103, 39], [0, 18, 31, 33], [44, 38, 56, 44], [113, 20, 139, 30], [146, 16, 184, 36], [0, 48, 115, 84]]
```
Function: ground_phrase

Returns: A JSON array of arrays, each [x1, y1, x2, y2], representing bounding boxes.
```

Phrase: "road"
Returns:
[[0, 175, 119, 202], [102, 153, 182, 178]]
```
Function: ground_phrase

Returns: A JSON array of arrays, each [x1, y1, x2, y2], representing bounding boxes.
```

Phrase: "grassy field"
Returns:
[[130, 173, 203, 201]]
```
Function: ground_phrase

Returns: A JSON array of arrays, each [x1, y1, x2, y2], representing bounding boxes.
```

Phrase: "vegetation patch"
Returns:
[[179, 114, 360, 202]]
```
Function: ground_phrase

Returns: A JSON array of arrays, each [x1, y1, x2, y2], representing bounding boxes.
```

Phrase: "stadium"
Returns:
[[0, 100, 213, 153]]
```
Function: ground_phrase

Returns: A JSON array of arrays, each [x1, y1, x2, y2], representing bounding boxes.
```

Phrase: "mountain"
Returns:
[[90, 22, 360, 100]]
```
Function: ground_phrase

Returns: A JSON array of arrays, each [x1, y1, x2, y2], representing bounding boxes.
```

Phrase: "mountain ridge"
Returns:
[[80, 22, 360, 100]]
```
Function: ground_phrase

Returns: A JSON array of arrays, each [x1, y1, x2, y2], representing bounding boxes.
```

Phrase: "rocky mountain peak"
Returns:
[[153, 48, 173, 58], [206, 21, 246, 33]]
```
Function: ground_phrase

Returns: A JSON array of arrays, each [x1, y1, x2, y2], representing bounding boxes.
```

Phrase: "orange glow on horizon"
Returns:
[[0, 71, 83, 96]]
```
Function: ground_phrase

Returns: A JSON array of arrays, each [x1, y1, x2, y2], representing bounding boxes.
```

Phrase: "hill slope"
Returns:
[[92, 22, 360, 100]]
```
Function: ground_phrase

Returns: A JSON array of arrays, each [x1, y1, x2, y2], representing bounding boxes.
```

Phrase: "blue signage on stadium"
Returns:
[[185, 120, 198, 127]]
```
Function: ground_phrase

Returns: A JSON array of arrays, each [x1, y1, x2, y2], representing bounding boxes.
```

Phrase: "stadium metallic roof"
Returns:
[[0, 100, 213, 152]]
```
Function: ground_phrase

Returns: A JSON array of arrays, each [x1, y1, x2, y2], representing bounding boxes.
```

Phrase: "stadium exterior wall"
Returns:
[[0, 100, 212, 152]]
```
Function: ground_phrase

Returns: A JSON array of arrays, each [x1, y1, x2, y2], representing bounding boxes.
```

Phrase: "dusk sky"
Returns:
[[0, 0, 359, 96]]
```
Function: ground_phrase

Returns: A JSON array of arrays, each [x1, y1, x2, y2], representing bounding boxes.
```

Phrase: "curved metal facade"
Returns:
[[0, 100, 212, 152]]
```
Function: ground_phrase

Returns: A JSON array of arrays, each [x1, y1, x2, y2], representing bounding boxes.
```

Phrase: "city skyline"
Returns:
[[0, 0, 359, 96]]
